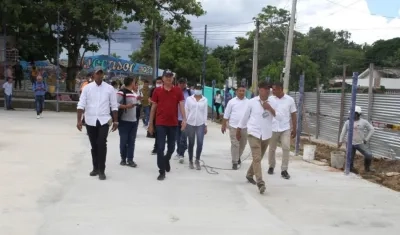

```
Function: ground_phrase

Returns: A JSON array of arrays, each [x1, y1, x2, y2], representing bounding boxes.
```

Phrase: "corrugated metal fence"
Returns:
[[288, 92, 400, 159]]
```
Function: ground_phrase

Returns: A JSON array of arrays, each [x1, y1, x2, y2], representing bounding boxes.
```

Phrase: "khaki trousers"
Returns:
[[246, 135, 269, 186], [268, 130, 291, 171], [229, 126, 248, 164]]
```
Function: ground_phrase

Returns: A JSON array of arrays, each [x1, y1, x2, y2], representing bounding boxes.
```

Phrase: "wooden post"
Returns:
[[367, 63, 374, 122], [337, 64, 347, 144], [316, 76, 320, 139]]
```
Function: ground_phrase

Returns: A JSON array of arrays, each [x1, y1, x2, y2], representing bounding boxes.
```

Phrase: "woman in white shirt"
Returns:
[[185, 84, 208, 170]]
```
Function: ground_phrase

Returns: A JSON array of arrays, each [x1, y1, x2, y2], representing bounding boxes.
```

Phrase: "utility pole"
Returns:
[[56, 10, 60, 112], [155, 31, 160, 78], [152, 20, 157, 80], [367, 63, 374, 122], [201, 25, 207, 94], [280, 26, 289, 82], [2, 8, 7, 79], [283, 0, 298, 93], [107, 24, 111, 58], [251, 19, 260, 95]]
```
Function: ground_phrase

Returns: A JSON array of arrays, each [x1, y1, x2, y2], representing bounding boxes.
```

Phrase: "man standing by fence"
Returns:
[[76, 66, 119, 180], [221, 85, 249, 170], [267, 82, 297, 180]]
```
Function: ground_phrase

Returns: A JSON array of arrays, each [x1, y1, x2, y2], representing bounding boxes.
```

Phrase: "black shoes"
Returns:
[[90, 169, 106, 180], [99, 172, 106, 180], [89, 169, 99, 176], [257, 182, 266, 194], [364, 159, 375, 173], [157, 173, 166, 181], [232, 164, 238, 170], [127, 160, 137, 168], [151, 149, 157, 155], [238, 158, 241, 165], [121, 159, 137, 167], [246, 176, 256, 185], [268, 168, 290, 179], [281, 170, 290, 179], [165, 160, 171, 172]]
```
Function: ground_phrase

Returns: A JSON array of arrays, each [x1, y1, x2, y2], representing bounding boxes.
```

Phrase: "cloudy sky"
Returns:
[[61, 0, 400, 61]]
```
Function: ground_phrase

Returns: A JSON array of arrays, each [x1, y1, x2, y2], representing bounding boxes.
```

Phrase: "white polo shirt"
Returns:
[[239, 96, 282, 140], [185, 95, 208, 126], [223, 97, 249, 128], [269, 94, 297, 132]]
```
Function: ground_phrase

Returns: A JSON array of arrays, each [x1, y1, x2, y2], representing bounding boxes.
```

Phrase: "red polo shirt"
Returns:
[[152, 86, 184, 126]]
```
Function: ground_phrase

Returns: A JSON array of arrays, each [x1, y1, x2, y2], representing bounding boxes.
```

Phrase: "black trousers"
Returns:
[[156, 125, 177, 174], [86, 120, 109, 172]]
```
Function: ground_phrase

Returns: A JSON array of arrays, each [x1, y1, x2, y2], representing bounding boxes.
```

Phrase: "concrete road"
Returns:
[[1, 110, 400, 235]]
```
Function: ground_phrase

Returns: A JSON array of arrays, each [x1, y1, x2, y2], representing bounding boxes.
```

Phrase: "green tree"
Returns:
[[158, 29, 223, 85], [366, 37, 400, 66], [211, 45, 236, 79], [110, 52, 121, 59], [2, 0, 205, 91]]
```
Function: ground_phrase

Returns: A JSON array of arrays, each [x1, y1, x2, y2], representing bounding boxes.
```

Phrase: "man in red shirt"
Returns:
[[149, 70, 187, 180]]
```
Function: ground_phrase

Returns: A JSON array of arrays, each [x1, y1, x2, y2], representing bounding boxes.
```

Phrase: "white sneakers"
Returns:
[[37, 114, 43, 119]]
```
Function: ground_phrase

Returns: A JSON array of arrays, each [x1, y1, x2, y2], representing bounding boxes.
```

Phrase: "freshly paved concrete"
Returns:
[[1, 110, 400, 235]]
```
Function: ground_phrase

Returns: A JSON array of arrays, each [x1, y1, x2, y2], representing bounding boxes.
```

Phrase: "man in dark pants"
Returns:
[[148, 70, 186, 181], [149, 77, 163, 155], [175, 78, 191, 163], [13, 60, 23, 90], [76, 66, 119, 180]]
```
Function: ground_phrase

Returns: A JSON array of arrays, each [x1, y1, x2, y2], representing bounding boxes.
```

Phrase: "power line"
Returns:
[[322, 0, 399, 19]]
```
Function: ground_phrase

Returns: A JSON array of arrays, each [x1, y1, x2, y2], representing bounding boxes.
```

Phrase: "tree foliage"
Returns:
[[2, 0, 205, 91]]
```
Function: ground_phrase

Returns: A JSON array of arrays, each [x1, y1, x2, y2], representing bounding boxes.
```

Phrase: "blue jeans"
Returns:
[[35, 95, 45, 115], [156, 125, 177, 174], [186, 124, 206, 161], [4, 94, 12, 109], [176, 120, 188, 156], [350, 144, 373, 168], [143, 106, 150, 126], [118, 120, 138, 161]]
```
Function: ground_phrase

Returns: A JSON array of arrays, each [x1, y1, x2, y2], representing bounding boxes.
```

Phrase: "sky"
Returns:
[[60, 0, 400, 61]]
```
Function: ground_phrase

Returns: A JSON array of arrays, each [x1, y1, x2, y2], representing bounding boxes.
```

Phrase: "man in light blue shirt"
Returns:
[[176, 78, 192, 163]]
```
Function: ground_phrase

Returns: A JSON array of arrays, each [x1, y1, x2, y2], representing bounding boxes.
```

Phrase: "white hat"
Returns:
[[349, 105, 362, 114]]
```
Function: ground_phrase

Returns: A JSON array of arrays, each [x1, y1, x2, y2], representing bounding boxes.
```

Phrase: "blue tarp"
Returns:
[[81, 55, 164, 76]]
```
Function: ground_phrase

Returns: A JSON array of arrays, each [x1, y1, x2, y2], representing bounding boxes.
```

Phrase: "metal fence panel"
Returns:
[[293, 91, 400, 159], [370, 94, 400, 159]]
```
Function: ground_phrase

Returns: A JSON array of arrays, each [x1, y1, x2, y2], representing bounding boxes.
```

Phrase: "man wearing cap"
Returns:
[[148, 69, 186, 181], [175, 77, 192, 163], [76, 66, 119, 180]]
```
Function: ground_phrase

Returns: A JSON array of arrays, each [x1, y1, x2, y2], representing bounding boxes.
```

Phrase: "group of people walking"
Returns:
[[77, 67, 208, 181], [75, 66, 376, 195]]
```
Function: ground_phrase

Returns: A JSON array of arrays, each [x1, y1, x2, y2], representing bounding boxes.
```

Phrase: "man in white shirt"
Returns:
[[221, 85, 248, 170], [2, 77, 14, 110], [237, 81, 281, 194], [267, 82, 297, 180], [76, 66, 119, 180]]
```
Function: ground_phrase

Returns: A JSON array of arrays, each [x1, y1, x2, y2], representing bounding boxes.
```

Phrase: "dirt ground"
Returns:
[[295, 138, 400, 192], [213, 116, 400, 192]]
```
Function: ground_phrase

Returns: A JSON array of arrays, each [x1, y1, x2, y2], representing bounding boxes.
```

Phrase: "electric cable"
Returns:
[[200, 151, 252, 175]]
